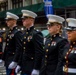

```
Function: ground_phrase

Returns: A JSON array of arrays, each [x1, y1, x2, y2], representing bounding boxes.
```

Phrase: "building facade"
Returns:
[[0, 0, 76, 31]]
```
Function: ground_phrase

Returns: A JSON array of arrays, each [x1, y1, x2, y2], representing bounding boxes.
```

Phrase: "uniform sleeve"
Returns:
[[55, 39, 69, 75], [13, 31, 22, 62], [33, 31, 44, 70]]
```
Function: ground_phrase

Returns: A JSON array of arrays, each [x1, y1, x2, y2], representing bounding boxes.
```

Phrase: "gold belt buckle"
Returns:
[[64, 67, 68, 72]]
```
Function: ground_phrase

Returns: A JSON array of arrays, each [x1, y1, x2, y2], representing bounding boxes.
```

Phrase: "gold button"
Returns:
[[45, 61, 47, 63], [64, 65, 67, 67], [23, 47, 26, 49], [62, 37, 65, 38], [16, 27, 17, 29], [7, 43, 8, 45], [64, 67, 68, 72], [13, 52, 15, 54], [7, 39, 9, 41], [45, 64, 47, 66], [18, 29, 20, 31], [24, 37, 26, 39], [65, 56, 67, 59], [31, 57, 33, 59], [70, 46, 72, 48], [46, 49, 48, 52], [45, 55, 47, 58], [26, 32, 28, 34], [73, 42, 75, 44], [43, 47, 44, 49], [59, 35, 61, 37], [69, 49, 71, 51], [10, 37, 12, 39], [24, 42, 26, 44], [67, 52, 69, 55], [48, 44, 50, 46], [51, 38, 52, 40], [66, 61, 68, 63], [9, 31, 11, 33], [54, 35, 56, 37], [28, 40, 30, 42]]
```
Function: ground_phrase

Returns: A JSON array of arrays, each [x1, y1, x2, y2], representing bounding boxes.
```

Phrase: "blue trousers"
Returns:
[[6, 67, 16, 75]]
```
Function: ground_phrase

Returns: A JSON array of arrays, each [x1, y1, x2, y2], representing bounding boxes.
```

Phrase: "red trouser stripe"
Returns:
[[11, 69, 15, 75]]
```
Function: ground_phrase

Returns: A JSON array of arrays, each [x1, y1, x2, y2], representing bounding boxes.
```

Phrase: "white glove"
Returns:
[[31, 69, 39, 75], [15, 65, 21, 73], [0, 59, 4, 66], [0, 59, 3, 63], [8, 61, 17, 69]]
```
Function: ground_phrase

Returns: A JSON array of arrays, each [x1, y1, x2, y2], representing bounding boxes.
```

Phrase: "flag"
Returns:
[[43, 0, 53, 15]]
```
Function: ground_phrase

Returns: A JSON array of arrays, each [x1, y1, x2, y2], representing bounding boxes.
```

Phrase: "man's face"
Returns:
[[6, 19, 15, 28], [67, 30, 76, 42], [22, 17, 33, 27], [47, 23, 61, 35]]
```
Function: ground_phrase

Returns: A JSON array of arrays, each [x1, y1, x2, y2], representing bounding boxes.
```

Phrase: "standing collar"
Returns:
[[51, 33, 62, 38], [26, 26, 34, 31], [9, 25, 18, 31]]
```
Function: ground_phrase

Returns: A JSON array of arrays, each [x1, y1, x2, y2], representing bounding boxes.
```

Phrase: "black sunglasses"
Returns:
[[47, 23, 54, 27]]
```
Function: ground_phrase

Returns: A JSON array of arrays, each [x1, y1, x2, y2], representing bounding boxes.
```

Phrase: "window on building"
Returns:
[[23, 0, 32, 6], [12, 0, 23, 9], [23, 0, 43, 6], [55, 8, 76, 27], [0, 1, 8, 11], [32, 0, 43, 4]]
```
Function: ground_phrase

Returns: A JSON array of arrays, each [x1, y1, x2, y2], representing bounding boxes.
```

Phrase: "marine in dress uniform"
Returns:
[[15, 10, 44, 75], [0, 12, 22, 75], [62, 18, 76, 75], [39, 15, 69, 75]]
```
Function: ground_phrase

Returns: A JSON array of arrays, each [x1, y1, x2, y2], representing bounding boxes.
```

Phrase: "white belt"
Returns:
[[63, 66, 76, 73]]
